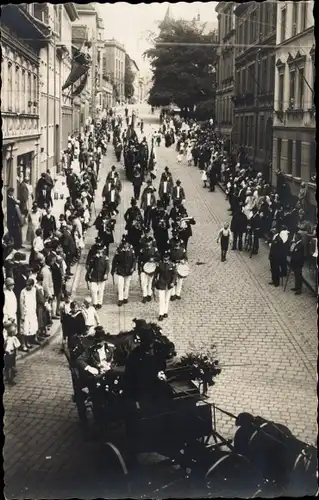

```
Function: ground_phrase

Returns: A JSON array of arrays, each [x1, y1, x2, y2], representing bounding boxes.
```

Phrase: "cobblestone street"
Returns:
[[4, 107, 317, 499]]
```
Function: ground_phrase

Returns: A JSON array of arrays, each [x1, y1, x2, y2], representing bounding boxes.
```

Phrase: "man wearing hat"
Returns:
[[153, 251, 177, 321], [140, 180, 156, 230], [159, 171, 173, 210], [76, 326, 115, 378], [172, 180, 185, 204], [168, 232, 187, 301], [86, 240, 109, 308], [111, 235, 136, 307], [4, 277, 18, 326], [139, 234, 160, 304]]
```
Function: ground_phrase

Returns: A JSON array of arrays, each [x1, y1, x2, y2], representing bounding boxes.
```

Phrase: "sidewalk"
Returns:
[[217, 181, 317, 294]]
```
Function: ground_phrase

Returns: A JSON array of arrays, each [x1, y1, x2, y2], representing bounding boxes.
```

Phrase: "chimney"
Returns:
[[197, 13, 200, 22]]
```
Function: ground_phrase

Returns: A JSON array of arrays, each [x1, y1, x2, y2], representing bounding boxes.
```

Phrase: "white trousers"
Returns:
[[171, 277, 184, 297], [117, 275, 132, 301], [89, 281, 106, 305], [140, 272, 153, 297], [158, 289, 172, 316]]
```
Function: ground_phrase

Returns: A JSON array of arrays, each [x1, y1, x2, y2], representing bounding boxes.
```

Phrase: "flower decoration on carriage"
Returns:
[[176, 341, 221, 395]]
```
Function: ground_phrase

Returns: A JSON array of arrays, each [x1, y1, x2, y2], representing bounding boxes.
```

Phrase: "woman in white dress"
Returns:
[[20, 278, 39, 349], [244, 189, 256, 219], [26, 202, 42, 244], [186, 145, 193, 166]]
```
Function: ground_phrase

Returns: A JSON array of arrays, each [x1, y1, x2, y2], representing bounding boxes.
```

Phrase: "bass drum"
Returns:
[[143, 261, 157, 275], [176, 263, 190, 278]]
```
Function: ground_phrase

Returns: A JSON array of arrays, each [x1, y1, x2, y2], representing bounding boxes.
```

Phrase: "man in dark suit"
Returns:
[[140, 180, 156, 230], [172, 180, 185, 204], [6, 188, 23, 249], [86, 242, 109, 308], [290, 232, 305, 295], [60, 225, 77, 278], [231, 208, 248, 251]]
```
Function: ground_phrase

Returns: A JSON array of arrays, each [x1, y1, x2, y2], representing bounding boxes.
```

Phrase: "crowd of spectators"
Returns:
[[3, 117, 115, 386]]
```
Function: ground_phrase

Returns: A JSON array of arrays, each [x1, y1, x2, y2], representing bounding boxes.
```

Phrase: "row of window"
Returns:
[[2, 59, 38, 113], [277, 61, 315, 110], [234, 114, 272, 153], [280, 2, 308, 43], [216, 96, 233, 124], [277, 138, 316, 179], [218, 7, 234, 41], [235, 56, 275, 96], [217, 52, 234, 84], [236, 3, 276, 52]]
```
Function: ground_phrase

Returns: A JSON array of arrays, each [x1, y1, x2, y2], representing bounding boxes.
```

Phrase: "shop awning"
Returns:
[[72, 72, 89, 97], [62, 47, 91, 91]]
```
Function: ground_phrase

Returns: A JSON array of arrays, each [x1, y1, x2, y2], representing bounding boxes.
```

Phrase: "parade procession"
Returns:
[[2, 2, 317, 499]]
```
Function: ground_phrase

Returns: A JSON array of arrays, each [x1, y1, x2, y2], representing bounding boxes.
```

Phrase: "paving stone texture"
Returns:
[[4, 105, 317, 499]]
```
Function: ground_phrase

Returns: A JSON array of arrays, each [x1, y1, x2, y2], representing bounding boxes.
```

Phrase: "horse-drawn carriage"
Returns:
[[65, 324, 318, 498]]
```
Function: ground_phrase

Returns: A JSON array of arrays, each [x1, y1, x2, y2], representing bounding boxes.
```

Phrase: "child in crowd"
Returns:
[[4, 322, 21, 386], [217, 222, 231, 262]]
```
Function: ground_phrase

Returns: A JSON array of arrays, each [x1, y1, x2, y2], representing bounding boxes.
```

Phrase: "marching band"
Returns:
[[84, 127, 196, 319]]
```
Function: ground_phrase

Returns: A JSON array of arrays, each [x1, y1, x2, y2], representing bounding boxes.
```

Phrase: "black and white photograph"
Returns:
[[2, 1, 317, 498]]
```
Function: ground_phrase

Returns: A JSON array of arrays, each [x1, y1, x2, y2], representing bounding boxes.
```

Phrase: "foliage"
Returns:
[[176, 341, 221, 394], [144, 18, 217, 114], [124, 54, 135, 100], [194, 98, 216, 121]]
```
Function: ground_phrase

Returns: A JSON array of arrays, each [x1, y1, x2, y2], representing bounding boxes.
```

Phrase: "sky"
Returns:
[[98, 2, 218, 75]]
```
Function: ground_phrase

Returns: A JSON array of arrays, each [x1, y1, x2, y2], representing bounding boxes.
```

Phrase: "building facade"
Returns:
[[130, 58, 140, 103], [103, 39, 126, 104], [73, 4, 99, 126], [272, 0, 315, 214], [1, 4, 49, 212], [215, 2, 236, 152], [233, 0, 277, 181]]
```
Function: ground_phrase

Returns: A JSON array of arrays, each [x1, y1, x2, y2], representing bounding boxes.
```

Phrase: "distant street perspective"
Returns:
[[2, 2, 317, 499]]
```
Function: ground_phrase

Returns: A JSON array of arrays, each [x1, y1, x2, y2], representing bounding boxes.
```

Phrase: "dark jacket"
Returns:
[[124, 206, 142, 228], [60, 229, 76, 257], [104, 189, 120, 206], [76, 339, 114, 372], [290, 240, 305, 269], [154, 261, 177, 290], [86, 254, 109, 282], [172, 186, 185, 201], [140, 189, 156, 210], [111, 245, 136, 277], [51, 261, 63, 295], [231, 211, 248, 234], [159, 180, 173, 198]]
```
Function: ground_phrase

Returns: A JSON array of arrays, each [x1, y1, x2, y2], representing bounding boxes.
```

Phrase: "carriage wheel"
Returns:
[[206, 452, 256, 496], [103, 442, 132, 495]]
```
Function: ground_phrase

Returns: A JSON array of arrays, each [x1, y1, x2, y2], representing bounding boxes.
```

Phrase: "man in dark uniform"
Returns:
[[169, 232, 187, 301], [153, 251, 177, 321], [94, 209, 116, 256], [139, 234, 160, 303], [124, 199, 144, 257], [152, 204, 170, 259], [111, 235, 136, 306], [86, 240, 109, 308]]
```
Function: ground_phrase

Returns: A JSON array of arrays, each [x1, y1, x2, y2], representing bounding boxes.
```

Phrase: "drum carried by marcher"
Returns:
[[176, 262, 190, 278], [143, 261, 157, 275]]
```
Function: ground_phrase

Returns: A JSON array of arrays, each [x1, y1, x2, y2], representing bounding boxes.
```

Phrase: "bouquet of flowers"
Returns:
[[176, 342, 221, 395]]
